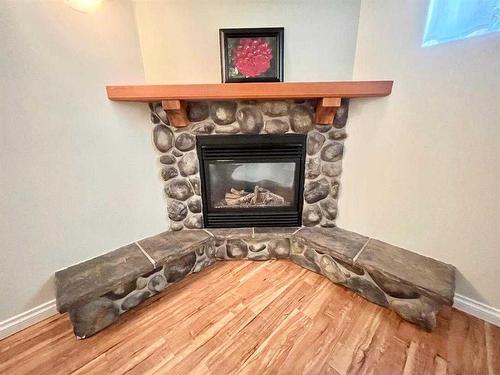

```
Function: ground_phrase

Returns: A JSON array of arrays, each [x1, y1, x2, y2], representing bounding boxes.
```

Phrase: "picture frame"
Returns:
[[219, 27, 284, 83]]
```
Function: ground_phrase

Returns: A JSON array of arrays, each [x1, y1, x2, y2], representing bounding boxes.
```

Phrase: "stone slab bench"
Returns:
[[55, 227, 455, 338]]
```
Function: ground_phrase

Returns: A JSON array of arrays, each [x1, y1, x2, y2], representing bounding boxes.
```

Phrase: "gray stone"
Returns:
[[151, 102, 169, 124], [165, 178, 194, 200], [138, 230, 212, 265], [369, 270, 419, 299], [247, 252, 271, 261], [259, 101, 289, 116], [161, 166, 178, 181], [320, 198, 338, 220], [290, 242, 321, 273], [304, 178, 330, 203], [153, 125, 174, 153], [191, 122, 215, 134], [184, 214, 202, 229], [264, 119, 289, 134], [237, 107, 264, 134], [249, 242, 266, 252], [390, 297, 440, 331], [105, 280, 137, 300], [254, 227, 300, 235], [307, 132, 326, 155], [210, 101, 237, 125], [356, 239, 456, 305], [122, 291, 151, 311], [178, 152, 198, 176], [267, 238, 290, 258], [320, 142, 343, 162], [69, 298, 119, 338], [315, 124, 332, 133], [55, 243, 153, 313], [216, 246, 227, 259], [226, 239, 248, 259], [294, 227, 369, 266], [328, 130, 347, 141], [159, 154, 176, 164], [318, 255, 347, 283], [345, 277, 388, 307], [175, 133, 196, 152], [187, 196, 202, 213], [136, 277, 147, 289], [170, 222, 184, 231], [302, 204, 322, 226], [189, 177, 201, 195], [208, 228, 253, 239], [330, 181, 340, 199], [322, 162, 342, 177], [333, 99, 349, 128], [187, 101, 209, 122], [290, 105, 314, 134], [167, 200, 188, 221], [172, 149, 183, 157], [305, 157, 321, 179], [148, 274, 167, 292], [164, 252, 196, 282], [215, 123, 240, 134], [321, 220, 336, 228]]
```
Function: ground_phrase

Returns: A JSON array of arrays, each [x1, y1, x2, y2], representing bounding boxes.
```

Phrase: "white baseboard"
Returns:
[[453, 293, 500, 327], [0, 300, 58, 340], [0, 294, 498, 340]]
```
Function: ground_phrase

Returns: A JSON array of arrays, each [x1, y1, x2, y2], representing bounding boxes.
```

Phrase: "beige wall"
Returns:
[[0, 1, 166, 321], [338, 0, 500, 308], [134, 0, 361, 83]]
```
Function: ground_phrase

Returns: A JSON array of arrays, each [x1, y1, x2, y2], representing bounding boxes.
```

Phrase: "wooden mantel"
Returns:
[[106, 81, 393, 127]]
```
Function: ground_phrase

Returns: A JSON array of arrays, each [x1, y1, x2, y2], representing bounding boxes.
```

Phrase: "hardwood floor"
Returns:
[[0, 260, 499, 374]]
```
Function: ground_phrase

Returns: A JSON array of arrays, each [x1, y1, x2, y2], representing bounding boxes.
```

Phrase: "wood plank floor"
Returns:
[[0, 260, 499, 375]]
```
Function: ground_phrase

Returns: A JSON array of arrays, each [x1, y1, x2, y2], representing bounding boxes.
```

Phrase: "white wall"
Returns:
[[134, 0, 361, 83], [0, 1, 166, 321], [339, 0, 500, 308]]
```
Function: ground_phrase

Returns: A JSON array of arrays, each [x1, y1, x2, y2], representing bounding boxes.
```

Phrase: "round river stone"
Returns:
[[264, 119, 289, 134], [165, 178, 194, 200], [320, 142, 343, 162], [290, 105, 314, 134], [237, 107, 264, 134], [210, 101, 237, 125], [168, 199, 188, 221], [153, 125, 174, 153], [175, 133, 196, 152], [304, 178, 330, 203], [187, 101, 209, 122]]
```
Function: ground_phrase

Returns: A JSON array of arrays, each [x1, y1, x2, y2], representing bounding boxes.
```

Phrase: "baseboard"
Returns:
[[0, 300, 58, 340], [453, 293, 500, 327], [0, 294, 498, 340]]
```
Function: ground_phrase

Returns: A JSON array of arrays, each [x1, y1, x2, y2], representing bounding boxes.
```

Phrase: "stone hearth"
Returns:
[[55, 227, 455, 338], [150, 99, 349, 230]]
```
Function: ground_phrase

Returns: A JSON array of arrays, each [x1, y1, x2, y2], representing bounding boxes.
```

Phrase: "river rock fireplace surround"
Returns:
[[54, 82, 456, 338], [152, 99, 345, 230]]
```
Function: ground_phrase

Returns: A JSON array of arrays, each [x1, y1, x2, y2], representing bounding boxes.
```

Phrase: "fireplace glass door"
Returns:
[[197, 134, 306, 227]]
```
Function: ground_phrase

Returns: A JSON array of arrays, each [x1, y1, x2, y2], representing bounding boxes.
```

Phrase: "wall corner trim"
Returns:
[[0, 300, 58, 340], [453, 293, 500, 327]]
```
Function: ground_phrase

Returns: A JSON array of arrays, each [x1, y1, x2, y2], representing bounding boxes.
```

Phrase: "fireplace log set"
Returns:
[[222, 186, 286, 207]]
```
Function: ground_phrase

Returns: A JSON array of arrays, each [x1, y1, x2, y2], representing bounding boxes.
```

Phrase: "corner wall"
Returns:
[[0, 1, 166, 323], [339, 0, 500, 309], [134, 0, 361, 83]]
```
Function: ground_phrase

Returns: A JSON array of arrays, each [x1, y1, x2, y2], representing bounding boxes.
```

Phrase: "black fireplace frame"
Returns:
[[197, 134, 306, 228]]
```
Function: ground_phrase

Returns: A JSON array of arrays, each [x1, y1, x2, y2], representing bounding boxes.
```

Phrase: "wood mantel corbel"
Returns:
[[106, 81, 393, 127]]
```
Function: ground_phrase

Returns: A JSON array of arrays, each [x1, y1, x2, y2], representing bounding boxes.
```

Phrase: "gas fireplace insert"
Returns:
[[197, 134, 306, 228]]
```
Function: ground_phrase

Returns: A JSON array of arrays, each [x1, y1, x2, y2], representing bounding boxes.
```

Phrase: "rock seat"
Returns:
[[55, 226, 455, 338]]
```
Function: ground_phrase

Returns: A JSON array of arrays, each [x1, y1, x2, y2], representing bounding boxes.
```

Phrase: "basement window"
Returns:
[[422, 0, 500, 47]]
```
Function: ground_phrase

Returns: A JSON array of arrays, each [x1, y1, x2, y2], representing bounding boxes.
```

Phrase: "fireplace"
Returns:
[[197, 134, 306, 227]]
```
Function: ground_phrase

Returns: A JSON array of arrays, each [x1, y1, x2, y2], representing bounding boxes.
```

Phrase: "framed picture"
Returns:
[[219, 27, 284, 83]]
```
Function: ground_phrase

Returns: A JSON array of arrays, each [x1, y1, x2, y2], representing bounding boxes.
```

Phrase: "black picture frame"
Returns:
[[219, 27, 284, 83]]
